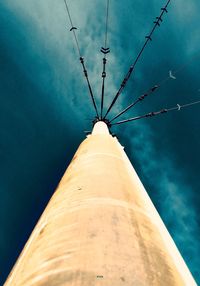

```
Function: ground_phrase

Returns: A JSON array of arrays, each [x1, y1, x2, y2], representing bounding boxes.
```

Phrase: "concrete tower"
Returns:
[[4, 121, 197, 285]]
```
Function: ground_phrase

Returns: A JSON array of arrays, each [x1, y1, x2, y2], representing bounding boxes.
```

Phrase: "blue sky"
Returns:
[[0, 0, 200, 284]]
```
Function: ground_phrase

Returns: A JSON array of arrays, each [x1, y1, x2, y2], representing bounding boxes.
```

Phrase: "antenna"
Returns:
[[109, 85, 159, 123], [100, 0, 110, 119], [103, 0, 171, 119], [111, 100, 200, 126], [63, 0, 99, 118], [110, 49, 200, 123], [63, 0, 200, 132]]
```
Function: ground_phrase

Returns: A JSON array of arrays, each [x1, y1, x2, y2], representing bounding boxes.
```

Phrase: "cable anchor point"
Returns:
[[161, 7, 168, 13], [101, 47, 110, 54], [145, 35, 153, 41], [70, 26, 77, 31]]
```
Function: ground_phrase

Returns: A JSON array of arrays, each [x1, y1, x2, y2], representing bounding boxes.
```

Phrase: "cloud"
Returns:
[[1, 0, 200, 284], [119, 119, 200, 280]]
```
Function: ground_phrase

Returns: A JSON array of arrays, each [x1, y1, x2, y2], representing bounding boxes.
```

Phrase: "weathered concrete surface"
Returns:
[[4, 121, 197, 285]]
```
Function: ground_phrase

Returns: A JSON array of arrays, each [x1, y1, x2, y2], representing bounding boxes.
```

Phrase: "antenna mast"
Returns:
[[103, 0, 171, 119], [63, 0, 99, 118], [111, 100, 200, 125], [100, 0, 110, 119]]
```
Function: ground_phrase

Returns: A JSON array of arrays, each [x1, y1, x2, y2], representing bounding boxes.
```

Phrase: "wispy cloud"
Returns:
[[1, 0, 199, 283], [120, 120, 200, 279]]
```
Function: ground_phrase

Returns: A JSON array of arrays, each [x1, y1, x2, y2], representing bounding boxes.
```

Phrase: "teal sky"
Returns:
[[0, 0, 200, 284]]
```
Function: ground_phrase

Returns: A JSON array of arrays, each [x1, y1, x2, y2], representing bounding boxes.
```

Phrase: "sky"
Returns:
[[0, 0, 200, 284]]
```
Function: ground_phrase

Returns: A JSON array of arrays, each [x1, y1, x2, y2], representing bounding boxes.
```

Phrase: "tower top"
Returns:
[[92, 121, 109, 135]]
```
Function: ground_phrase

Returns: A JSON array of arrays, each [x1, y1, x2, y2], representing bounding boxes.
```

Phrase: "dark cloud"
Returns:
[[0, 0, 200, 284]]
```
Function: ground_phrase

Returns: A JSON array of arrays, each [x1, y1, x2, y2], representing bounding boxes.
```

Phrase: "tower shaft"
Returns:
[[5, 122, 196, 285]]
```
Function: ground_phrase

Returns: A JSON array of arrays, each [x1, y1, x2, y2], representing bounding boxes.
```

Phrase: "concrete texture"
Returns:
[[4, 121, 197, 285]]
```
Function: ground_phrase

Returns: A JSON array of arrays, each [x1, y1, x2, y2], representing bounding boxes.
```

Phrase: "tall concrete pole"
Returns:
[[4, 121, 196, 285]]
